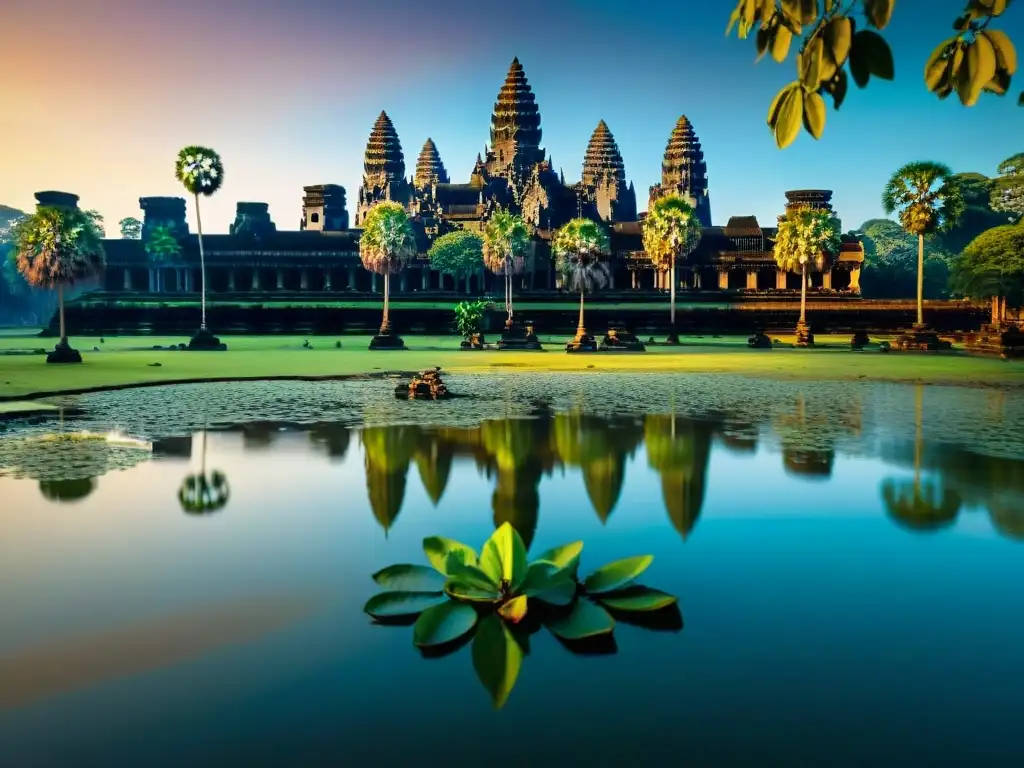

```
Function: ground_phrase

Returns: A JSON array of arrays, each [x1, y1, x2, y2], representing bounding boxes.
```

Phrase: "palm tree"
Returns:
[[772, 206, 841, 344], [359, 201, 417, 347], [178, 429, 230, 515], [10, 205, 105, 363], [482, 208, 529, 328], [551, 217, 611, 346], [881, 161, 965, 328], [174, 146, 224, 342], [642, 195, 702, 343]]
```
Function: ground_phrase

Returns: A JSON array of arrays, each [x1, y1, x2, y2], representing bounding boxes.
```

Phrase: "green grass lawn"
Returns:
[[1, 330, 1021, 404]]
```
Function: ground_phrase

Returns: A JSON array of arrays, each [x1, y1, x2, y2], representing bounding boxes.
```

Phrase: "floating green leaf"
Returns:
[[497, 594, 528, 623], [472, 614, 523, 709], [547, 599, 615, 640], [372, 564, 447, 592], [583, 555, 654, 594], [533, 541, 584, 577], [423, 536, 477, 574], [364, 591, 446, 619], [521, 561, 577, 606], [413, 600, 479, 647], [596, 586, 678, 612], [445, 555, 499, 592], [480, 522, 528, 589], [445, 578, 501, 602]]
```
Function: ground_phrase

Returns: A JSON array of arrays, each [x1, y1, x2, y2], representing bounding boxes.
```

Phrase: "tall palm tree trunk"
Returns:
[[670, 259, 677, 338], [194, 193, 208, 331], [799, 262, 808, 325], [916, 233, 925, 327], [577, 287, 586, 337], [57, 282, 67, 345], [381, 271, 390, 334]]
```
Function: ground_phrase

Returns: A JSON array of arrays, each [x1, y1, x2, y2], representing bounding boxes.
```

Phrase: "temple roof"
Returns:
[[433, 183, 481, 206], [414, 138, 450, 188], [662, 115, 707, 188], [490, 57, 542, 150], [363, 111, 405, 183], [723, 215, 762, 237], [582, 120, 626, 187]]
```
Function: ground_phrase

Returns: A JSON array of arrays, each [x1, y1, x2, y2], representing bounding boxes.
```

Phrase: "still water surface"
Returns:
[[1, 374, 1022, 766]]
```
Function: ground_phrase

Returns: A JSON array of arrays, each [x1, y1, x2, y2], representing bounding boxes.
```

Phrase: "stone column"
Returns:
[[252, 269, 260, 290], [300, 269, 309, 291], [776, 269, 787, 290], [228, 270, 237, 291], [849, 266, 861, 295], [694, 271, 702, 290], [123, 268, 132, 291], [148, 269, 155, 292], [822, 269, 833, 290], [718, 270, 729, 290], [608, 272, 615, 290], [746, 270, 758, 290], [324, 270, 332, 291], [421, 267, 429, 291], [631, 271, 638, 290], [347, 266, 356, 290], [400, 272, 409, 293], [276, 269, 284, 290], [371, 273, 379, 293]]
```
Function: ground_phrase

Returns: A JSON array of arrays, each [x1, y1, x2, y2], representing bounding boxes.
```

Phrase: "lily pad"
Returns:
[[472, 614, 524, 709], [583, 555, 654, 594], [546, 598, 615, 640], [372, 564, 447, 592], [446, 555, 499, 592], [480, 522, 529, 589], [522, 561, 577, 606], [413, 601, 479, 647], [364, 591, 446, 619], [534, 540, 584, 578], [497, 594, 528, 623], [596, 586, 677, 612], [423, 536, 477, 574]]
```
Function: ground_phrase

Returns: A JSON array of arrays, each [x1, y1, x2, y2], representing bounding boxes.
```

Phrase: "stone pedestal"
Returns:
[[747, 331, 773, 349], [600, 328, 646, 352], [460, 333, 486, 350], [187, 328, 227, 351], [895, 325, 952, 351], [795, 321, 814, 347], [46, 341, 83, 364], [497, 320, 542, 351], [369, 320, 406, 350], [851, 330, 871, 350], [565, 328, 598, 353]]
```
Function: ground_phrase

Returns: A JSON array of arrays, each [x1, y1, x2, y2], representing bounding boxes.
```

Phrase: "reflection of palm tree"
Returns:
[[645, 415, 712, 541], [39, 477, 96, 504], [988, 499, 1024, 541], [782, 449, 834, 478], [481, 418, 549, 547], [362, 425, 419, 534], [414, 431, 454, 506], [178, 429, 230, 515], [308, 422, 351, 461], [775, 395, 835, 480], [880, 385, 961, 532]]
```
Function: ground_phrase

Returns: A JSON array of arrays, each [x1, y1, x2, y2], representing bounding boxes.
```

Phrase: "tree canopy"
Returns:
[[552, 218, 612, 293], [483, 208, 529, 276], [144, 224, 183, 262], [641, 194, 702, 269], [358, 201, 417, 275], [773, 206, 842, 272], [119, 217, 142, 239], [10, 206, 105, 289], [727, 0, 1020, 148], [427, 230, 484, 276], [991, 152, 1024, 221], [882, 161, 966, 237], [175, 146, 224, 197], [951, 223, 1024, 305]]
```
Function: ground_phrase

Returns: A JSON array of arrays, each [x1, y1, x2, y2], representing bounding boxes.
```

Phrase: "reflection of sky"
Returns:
[[1, 427, 1022, 765]]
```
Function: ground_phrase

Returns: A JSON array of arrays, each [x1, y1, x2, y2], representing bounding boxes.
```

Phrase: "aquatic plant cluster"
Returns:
[[364, 523, 677, 707]]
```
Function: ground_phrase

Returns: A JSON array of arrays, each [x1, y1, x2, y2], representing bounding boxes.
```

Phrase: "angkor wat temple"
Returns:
[[82, 57, 864, 298]]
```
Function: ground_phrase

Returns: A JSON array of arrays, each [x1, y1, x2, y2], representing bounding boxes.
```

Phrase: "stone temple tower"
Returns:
[[648, 115, 712, 227], [301, 184, 349, 231], [139, 196, 189, 242], [414, 138, 450, 189], [484, 57, 546, 180], [580, 120, 637, 223], [355, 111, 411, 225]]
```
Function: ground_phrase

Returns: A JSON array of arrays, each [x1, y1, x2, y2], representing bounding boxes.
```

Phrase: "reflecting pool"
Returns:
[[1, 374, 1023, 766]]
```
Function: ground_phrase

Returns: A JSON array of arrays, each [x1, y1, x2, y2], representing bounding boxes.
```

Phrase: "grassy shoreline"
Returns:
[[1, 333, 1022, 408]]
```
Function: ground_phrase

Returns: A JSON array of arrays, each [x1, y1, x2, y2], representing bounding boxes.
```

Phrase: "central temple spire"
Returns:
[[582, 120, 626, 187], [363, 111, 405, 187], [485, 57, 545, 177]]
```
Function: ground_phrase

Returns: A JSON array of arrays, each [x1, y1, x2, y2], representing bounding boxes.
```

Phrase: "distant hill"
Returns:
[[1, 205, 27, 237]]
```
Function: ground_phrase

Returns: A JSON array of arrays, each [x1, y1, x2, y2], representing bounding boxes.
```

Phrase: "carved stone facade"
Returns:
[[648, 115, 712, 227]]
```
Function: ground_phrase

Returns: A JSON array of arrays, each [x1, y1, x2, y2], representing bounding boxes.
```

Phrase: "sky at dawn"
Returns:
[[1, 0, 1021, 234]]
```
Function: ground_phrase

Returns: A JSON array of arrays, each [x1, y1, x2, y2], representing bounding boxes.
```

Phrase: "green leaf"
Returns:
[[521, 562, 578, 606], [803, 90, 827, 139], [472, 614, 524, 709], [596, 586, 678, 612], [849, 30, 894, 88], [533, 540, 584, 577], [423, 536, 477, 574], [445, 555, 499, 591], [364, 591, 446, 619], [497, 594, 528, 623], [412, 600, 479, 647], [770, 25, 793, 63], [372, 564, 447, 592], [547, 599, 615, 640], [799, 36, 826, 90], [863, 0, 894, 30], [773, 86, 804, 149], [584, 554, 654, 594], [480, 522, 528, 589], [445, 579, 502, 602], [1018, 91, 1024, 107], [822, 16, 852, 68]]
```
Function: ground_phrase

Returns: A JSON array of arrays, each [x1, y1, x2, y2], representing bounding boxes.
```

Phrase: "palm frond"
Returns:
[[358, 201, 417, 275], [11, 206, 106, 289], [175, 145, 225, 198]]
